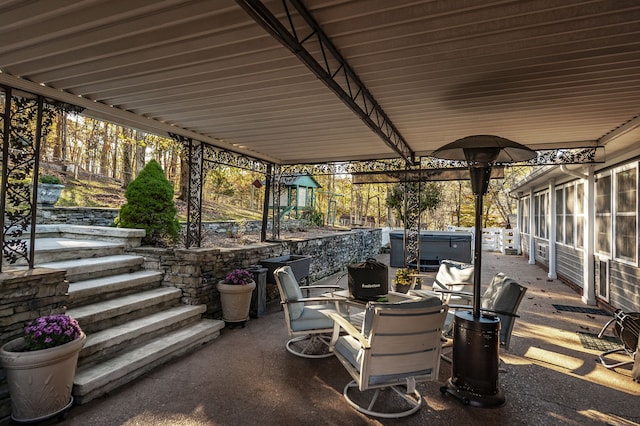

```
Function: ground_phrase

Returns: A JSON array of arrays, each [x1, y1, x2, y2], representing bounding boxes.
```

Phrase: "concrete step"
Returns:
[[28, 237, 125, 264], [79, 305, 207, 366], [34, 224, 145, 248], [68, 270, 164, 306], [73, 319, 225, 404], [66, 287, 182, 333], [37, 254, 144, 282]]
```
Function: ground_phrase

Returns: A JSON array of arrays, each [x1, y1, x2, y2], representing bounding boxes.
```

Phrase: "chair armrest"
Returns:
[[439, 282, 474, 288], [327, 311, 370, 349], [434, 289, 474, 297], [299, 285, 343, 297], [446, 304, 520, 318], [281, 296, 347, 305], [409, 289, 441, 298]]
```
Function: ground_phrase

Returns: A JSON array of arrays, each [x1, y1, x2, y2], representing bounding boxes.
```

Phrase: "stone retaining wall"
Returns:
[[36, 207, 307, 233], [0, 268, 68, 419], [128, 228, 381, 318]]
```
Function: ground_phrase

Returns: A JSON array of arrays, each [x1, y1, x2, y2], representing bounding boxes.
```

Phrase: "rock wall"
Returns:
[[0, 268, 68, 419], [36, 207, 307, 233], [128, 228, 382, 318]]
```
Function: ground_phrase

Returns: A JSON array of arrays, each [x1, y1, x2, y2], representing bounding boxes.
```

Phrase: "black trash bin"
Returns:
[[247, 266, 268, 318]]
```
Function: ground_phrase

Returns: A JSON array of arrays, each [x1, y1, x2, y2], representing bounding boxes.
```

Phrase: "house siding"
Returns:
[[609, 261, 640, 312], [556, 244, 584, 287]]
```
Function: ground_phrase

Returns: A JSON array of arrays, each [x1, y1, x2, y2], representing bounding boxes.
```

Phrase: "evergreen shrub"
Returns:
[[115, 159, 180, 246]]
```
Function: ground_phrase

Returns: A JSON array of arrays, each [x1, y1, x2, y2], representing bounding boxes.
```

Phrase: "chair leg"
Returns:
[[286, 334, 333, 359], [440, 337, 453, 363], [342, 380, 422, 418], [598, 348, 635, 369]]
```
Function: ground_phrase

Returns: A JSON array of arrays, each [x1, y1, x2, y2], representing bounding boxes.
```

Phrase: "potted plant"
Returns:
[[36, 174, 64, 206], [216, 269, 256, 326], [0, 314, 86, 422], [392, 267, 420, 293]]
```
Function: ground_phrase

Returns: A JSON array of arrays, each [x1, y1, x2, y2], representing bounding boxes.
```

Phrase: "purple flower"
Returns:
[[224, 269, 254, 285], [23, 314, 82, 351]]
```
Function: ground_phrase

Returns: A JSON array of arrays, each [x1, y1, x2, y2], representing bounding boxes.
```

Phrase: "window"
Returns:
[[555, 188, 564, 243], [534, 192, 548, 239], [565, 185, 575, 246], [596, 174, 611, 255], [614, 166, 637, 262], [576, 183, 584, 249], [521, 197, 529, 234]]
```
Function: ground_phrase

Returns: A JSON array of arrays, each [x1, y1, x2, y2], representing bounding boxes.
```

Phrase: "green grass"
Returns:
[[57, 174, 262, 221]]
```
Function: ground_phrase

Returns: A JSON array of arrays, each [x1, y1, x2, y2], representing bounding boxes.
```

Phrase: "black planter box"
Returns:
[[260, 255, 312, 285]]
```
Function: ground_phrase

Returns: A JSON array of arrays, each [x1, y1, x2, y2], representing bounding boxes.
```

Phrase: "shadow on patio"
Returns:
[[61, 252, 639, 426]]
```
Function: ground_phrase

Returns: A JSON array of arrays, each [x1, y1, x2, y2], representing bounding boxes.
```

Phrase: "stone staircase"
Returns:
[[33, 225, 224, 404]]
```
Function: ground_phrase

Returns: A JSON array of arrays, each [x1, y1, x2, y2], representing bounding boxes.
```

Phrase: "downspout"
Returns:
[[560, 165, 587, 179]]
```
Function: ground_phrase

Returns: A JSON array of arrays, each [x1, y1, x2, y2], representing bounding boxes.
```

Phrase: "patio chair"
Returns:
[[327, 296, 447, 418], [438, 273, 527, 362], [273, 265, 344, 358], [410, 259, 474, 304], [597, 310, 639, 370]]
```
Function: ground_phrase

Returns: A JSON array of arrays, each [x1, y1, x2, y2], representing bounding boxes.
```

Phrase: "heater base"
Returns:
[[440, 379, 505, 408]]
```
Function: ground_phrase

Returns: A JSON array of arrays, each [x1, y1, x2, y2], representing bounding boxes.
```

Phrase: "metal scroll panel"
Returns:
[[270, 164, 282, 240], [170, 134, 204, 248], [403, 177, 420, 269], [0, 88, 80, 270]]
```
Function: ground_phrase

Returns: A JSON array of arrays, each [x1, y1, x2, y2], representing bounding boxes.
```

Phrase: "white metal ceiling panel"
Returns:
[[1, 0, 639, 164]]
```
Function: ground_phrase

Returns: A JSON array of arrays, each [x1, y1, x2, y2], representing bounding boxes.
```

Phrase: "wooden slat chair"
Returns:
[[328, 295, 447, 418]]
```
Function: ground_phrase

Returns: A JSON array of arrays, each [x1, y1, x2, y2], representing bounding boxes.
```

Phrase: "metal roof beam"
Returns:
[[236, 0, 415, 164]]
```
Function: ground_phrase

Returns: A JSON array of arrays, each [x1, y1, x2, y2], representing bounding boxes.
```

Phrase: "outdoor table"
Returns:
[[325, 289, 424, 328]]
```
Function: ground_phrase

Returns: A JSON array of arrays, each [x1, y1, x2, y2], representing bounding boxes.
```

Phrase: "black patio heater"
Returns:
[[432, 135, 536, 407]]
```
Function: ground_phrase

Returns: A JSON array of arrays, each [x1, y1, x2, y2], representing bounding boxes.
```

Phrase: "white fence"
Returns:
[[446, 226, 520, 255]]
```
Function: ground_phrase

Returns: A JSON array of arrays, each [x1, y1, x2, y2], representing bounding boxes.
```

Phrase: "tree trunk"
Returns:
[[121, 129, 133, 188], [112, 126, 120, 179], [99, 123, 112, 175], [134, 131, 146, 175], [178, 150, 189, 201]]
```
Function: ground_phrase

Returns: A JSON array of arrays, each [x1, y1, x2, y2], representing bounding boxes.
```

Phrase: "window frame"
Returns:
[[613, 162, 638, 265], [595, 172, 612, 257]]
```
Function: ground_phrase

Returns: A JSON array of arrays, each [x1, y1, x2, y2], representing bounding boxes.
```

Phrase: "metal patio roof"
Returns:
[[1, 0, 639, 165]]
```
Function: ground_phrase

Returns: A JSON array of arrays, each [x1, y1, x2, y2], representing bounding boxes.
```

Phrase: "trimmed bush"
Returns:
[[115, 159, 179, 246]]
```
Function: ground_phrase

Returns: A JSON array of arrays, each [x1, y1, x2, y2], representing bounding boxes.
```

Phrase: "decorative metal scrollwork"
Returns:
[[169, 133, 204, 248], [0, 88, 81, 270], [403, 173, 421, 269]]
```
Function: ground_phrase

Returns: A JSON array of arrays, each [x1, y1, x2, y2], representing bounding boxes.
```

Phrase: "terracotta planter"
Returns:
[[217, 281, 256, 324], [0, 332, 86, 422]]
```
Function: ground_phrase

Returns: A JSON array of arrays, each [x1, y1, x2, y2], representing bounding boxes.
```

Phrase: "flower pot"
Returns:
[[393, 283, 412, 294], [36, 183, 64, 206], [0, 332, 86, 423], [217, 280, 256, 324]]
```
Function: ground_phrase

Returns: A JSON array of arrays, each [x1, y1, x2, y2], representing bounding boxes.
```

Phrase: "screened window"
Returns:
[[521, 197, 530, 234], [596, 174, 611, 255], [534, 192, 548, 239], [576, 183, 584, 249], [615, 166, 637, 262], [555, 188, 564, 243], [565, 185, 575, 246]]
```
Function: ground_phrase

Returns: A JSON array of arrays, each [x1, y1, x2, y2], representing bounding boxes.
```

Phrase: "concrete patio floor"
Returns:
[[59, 251, 639, 426]]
